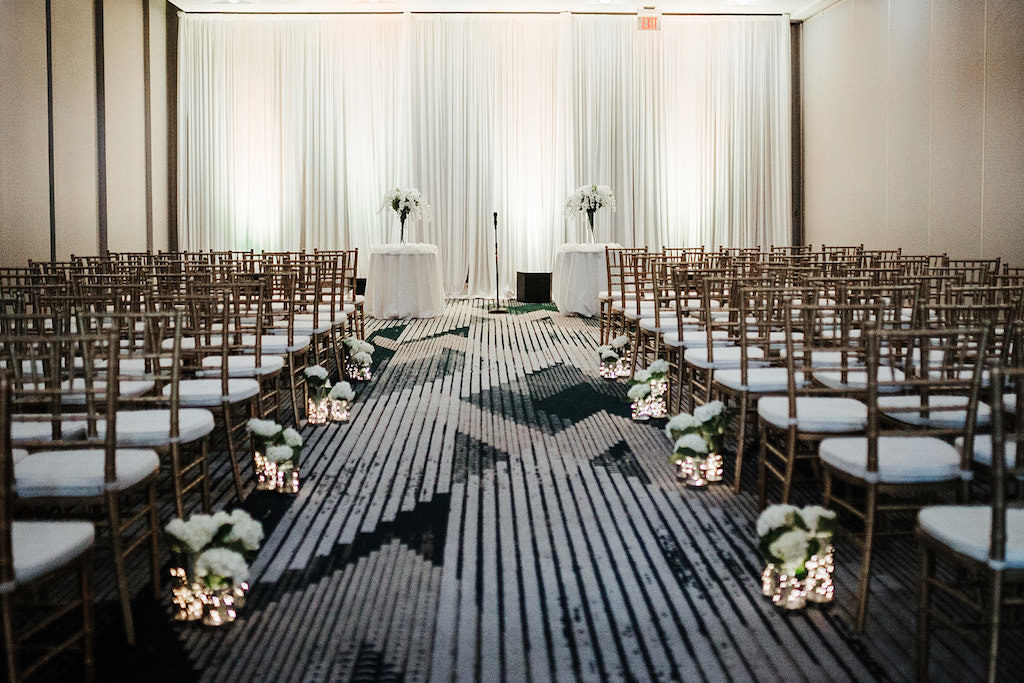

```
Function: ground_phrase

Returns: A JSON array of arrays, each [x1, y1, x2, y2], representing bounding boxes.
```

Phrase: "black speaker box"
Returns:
[[516, 272, 551, 304]]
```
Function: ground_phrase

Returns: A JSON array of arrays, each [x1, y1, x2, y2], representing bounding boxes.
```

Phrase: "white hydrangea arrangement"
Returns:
[[664, 400, 729, 460], [597, 344, 619, 363], [329, 381, 355, 402], [626, 383, 651, 401], [247, 418, 302, 470], [565, 184, 616, 235], [756, 504, 838, 577], [610, 335, 630, 351], [303, 365, 331, 399], [380, 187, 432, 243], [165, 508, 264, 589]]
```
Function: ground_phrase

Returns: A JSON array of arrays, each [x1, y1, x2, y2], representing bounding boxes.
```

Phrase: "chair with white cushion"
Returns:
[[756, 299, 877, 508], [819, 325, 990, 633], [177, 285, 261, 503], [713, 283, 810, 492], [85, 310, 215, 519], [1, 372, 96, 682], [7, 331, 161, 646], [916, 363, 1024, 681]]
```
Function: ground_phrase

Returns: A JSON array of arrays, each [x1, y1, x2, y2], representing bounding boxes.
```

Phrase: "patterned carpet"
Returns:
[[68, 300, 1018, 681]]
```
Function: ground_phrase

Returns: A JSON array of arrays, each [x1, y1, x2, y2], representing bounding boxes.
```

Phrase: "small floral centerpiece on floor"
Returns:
[[165, 509, 264, 625], [328, 380, 355, 422], [304, 365, 331, 425], [247, 418, 302, 493], [627, 359, 670, 420], [597, 344, 620, 379], [757, 504, 838, 609], [664, 401, 727, 486], [380, 187, 432, 244], [611, 335, 631, 377], [565, 184, 616, 242], [343, 337, 375, 382]]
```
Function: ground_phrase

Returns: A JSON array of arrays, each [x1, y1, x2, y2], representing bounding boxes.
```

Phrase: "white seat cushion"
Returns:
[[1004, 394, 1016, 413], [715, 368, 807, 393], [684, 346, 766, 370], [61, 379, 155, 405], [955, 434, 1020, 468], [11, 417, 87, 445], [878, 394, 991, 429], [819, 436, 962, 483], [664, 330, 732, 349], [813, 368, 906, 392], [241, 334, 310, 354], [272, 316, 332, 335], [10, 521, 94, 586], [639, 317, 680, 334], [73, 356, 148, 378], [780, 348, 865, 369], [197, 355, 285, 377], [98, 409, 215, 447], [15, 448, 160, 497], [918, 506, 1024, 568], [166, 379, 260, 407], [758, 396, 868, 433]]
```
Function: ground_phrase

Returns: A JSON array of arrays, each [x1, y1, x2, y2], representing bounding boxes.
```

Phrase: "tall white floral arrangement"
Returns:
[[381, 187, 432, 243], [565, 184, 616, 239]]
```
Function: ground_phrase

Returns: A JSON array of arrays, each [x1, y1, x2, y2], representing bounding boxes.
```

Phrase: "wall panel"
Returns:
[[802, 0, 1024, 264], [0, 1, 52, 267]]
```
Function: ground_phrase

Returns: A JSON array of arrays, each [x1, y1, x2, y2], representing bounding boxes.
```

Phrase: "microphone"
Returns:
[[490, 212, 507, 314]]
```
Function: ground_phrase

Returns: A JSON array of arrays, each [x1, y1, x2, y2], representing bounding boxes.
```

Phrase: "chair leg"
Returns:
[[148, 483, 161, 599], [106, 492, 136, 645], [222, 399, 245, 502], [733, 394, 749, 494], [780, 427, 798, 504], [170, 443, 185, 519], [200, 437, 211, 513], [2, 595, 18, 682], [915, 543, 935, 683], [854, 485, 878, 632], [757, 419, 768, 510], [987, 570, 1004, 683], [81, 553, 95, 683]]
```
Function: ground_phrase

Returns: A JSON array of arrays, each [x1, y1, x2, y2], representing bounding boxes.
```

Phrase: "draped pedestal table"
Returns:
[[364, 243, 445, 319], [551, 242, 621, 317]]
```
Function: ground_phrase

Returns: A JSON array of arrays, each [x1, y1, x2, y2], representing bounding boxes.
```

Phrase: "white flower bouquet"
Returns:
[[247, 419, 302, 491], [565, 184, 616, 238], [165, 508, 264, 623], [329, 381, 355, 402], [757, 504, 838, 607], [381, 187, 432, 243], [342, 337, 374, 381], [303, 365, 330, 398], [597, 344, 620, 379]]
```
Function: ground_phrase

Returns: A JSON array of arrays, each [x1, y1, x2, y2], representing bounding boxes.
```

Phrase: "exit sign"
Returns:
[[637, 8, 661, 31]]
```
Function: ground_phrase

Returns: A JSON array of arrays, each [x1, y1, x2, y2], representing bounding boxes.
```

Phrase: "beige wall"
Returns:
[[0, 1, 51, 267], [0, 0, 173, 267], [801, 0, 1024, 264]]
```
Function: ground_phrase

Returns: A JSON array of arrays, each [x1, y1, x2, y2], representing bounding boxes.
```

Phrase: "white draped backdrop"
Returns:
[[178, 13, 791, 297]]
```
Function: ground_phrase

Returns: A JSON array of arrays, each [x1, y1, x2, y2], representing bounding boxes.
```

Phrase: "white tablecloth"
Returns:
[[551, 243, 621, 317], [365, 243, 445, 319]]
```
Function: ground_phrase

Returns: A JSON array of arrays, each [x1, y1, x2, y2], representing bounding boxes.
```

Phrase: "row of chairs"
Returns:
[[0, 250, 369, 680], [597, 245, 1023, 680]]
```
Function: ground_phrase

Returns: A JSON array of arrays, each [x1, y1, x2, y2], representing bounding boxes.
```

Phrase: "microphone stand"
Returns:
[[489, 211, 508, 314]]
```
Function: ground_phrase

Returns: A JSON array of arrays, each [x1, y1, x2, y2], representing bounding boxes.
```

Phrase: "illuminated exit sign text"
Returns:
[[637, 8, 662, 31]]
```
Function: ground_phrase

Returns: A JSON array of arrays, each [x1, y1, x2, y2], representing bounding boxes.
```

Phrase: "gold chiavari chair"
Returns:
[[93, 311, 214, 519], [1, 371, 96, 682], [820, 325, 990, 632], [8, 329, 161, 645], [916, 361, 1024, 682], [174, 284, 261, 503], [712, 283, 811, 492], [757, 298, 880, 508]]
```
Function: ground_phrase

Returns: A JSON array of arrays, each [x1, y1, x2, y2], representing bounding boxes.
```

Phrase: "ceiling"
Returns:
[[168, 0, 835, 22]]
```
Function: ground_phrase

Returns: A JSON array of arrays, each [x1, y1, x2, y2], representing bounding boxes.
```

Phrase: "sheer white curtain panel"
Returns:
[[178, 13, 791, 296]]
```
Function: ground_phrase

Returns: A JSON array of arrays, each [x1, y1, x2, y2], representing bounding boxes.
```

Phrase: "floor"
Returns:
[[38, 300, 1021, 681]]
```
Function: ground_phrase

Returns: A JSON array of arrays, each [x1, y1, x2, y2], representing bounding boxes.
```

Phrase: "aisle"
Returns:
[[90, 300, 1015, 682]]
